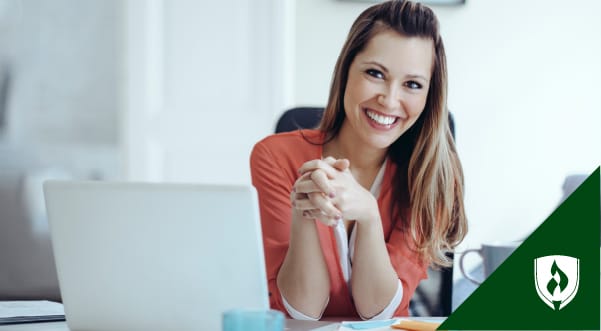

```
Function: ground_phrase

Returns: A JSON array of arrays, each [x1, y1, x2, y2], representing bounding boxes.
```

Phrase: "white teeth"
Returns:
[[366, 110, 396, 125]]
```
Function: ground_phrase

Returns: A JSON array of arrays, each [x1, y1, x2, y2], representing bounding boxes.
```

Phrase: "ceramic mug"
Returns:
[[222, 309, 284, 331], [459, 241, 521, 285]]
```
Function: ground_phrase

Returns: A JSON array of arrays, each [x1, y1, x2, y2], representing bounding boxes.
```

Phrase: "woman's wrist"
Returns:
[[356, 193, 380, 225], [290, 209, 319, 232]]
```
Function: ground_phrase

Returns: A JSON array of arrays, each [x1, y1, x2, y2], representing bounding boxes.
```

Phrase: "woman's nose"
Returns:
[[377, 85, 401, 109]]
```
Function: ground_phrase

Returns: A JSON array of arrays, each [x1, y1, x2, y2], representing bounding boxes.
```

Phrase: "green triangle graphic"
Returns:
[[440, 167, 600, 330]]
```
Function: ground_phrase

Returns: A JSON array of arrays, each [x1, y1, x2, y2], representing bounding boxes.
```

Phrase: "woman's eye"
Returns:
[[405, 81, 423, 89], [366, 69, 384, 79]]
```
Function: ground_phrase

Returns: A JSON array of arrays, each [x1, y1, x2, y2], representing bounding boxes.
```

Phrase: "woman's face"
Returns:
[[342, 29, 434, 150]]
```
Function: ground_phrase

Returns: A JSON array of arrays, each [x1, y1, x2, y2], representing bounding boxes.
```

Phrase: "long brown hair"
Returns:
[[318, 0, 467, 267]]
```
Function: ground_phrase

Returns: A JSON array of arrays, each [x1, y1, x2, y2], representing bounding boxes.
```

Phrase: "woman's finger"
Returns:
[[322, 156, 337, 165], [298, 159, 337, 178], [332, 158, 350, 171], [303, 209, 340, 227], [307, 192, 341, 219], [310, 169, 336, 197], [295, 176, 330, 195], [291, 170, 319, 195], [294, 169, 335, 197], [293, 192, 321, 211]]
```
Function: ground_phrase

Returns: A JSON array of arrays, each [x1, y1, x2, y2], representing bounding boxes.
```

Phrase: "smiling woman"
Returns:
[[341, 30, 434, 150], [250, 0, 466, 321]]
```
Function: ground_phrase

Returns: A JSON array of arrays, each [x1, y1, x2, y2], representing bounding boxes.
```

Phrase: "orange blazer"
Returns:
[[250, 129, 427, 318]]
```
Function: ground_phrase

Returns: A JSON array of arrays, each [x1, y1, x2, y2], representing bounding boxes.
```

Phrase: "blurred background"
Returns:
[[1, 0, 599, 312]]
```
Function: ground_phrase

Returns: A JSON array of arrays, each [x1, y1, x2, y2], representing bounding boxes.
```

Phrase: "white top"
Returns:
[[282, 159, 403, 320]]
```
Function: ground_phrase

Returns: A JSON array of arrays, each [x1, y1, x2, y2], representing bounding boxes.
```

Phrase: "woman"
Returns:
[[250, 0, 466, 320]]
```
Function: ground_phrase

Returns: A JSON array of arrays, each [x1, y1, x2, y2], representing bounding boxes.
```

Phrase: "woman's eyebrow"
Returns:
[[363, 61, 389, 73], [406, 74, 430, 82]]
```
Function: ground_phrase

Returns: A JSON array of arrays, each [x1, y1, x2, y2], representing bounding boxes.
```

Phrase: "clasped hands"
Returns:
[[290, 156, 378, 227]]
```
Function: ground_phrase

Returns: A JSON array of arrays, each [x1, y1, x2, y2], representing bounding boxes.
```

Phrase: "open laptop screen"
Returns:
[[44, 181, 268, 331]]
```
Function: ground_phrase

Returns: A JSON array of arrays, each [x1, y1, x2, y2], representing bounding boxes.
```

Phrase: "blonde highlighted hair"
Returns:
[[318, 0, 467, 267]]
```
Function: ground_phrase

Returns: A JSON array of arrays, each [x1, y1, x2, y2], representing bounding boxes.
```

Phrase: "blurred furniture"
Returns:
[[453, 171, 599, 311], [275, 107, 324, 133], [0, 145, 71, 302], [0, 64, 10, 135], [274, 107, 456, 316], [560, 174, 588, 203]]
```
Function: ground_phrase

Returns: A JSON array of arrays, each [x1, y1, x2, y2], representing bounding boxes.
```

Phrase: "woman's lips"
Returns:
[[363, 108, 400, 130]]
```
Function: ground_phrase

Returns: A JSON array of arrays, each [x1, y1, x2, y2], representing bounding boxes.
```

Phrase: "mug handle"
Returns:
[[459, 248, 483, 285]]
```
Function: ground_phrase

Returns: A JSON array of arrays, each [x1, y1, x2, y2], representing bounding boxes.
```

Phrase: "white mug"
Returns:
[[459, 241, 521, 285]]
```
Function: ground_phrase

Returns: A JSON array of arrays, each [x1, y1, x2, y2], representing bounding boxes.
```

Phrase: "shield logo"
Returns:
[[534, 255, 579, 311]]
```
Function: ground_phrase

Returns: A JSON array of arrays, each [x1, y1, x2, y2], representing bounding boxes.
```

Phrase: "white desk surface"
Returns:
[[0, 317, 445, 331], [0, 319, 339, 331]]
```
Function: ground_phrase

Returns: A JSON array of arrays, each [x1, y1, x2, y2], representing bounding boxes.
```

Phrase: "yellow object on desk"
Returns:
[[391, 319, 442, 331]]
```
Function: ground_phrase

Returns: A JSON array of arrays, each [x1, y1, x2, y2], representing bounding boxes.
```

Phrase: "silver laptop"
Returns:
[[43, 181, 269, 331]]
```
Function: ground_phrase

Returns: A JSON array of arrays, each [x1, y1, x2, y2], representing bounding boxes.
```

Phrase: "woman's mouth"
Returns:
[[364, 109, 399, 128]]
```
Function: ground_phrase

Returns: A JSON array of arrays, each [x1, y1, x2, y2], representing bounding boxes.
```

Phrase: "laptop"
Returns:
[[43, 180, 269, 331]]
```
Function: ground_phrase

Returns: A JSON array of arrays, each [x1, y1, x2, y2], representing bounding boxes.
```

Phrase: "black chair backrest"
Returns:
[[275, 106, 457, 316], [275, 107, 324, 133]]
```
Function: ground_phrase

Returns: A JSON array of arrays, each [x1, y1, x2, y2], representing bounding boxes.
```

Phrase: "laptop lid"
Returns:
[[43, 181, 269, 331]]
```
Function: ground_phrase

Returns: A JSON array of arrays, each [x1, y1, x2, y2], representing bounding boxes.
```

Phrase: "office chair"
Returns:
[[275, 107, 324, 133], [275, 106, 456, 316]]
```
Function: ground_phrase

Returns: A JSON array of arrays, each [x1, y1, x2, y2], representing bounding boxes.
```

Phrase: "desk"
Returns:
[[0, 317, 445, 331], [0, 319, 339, 331]]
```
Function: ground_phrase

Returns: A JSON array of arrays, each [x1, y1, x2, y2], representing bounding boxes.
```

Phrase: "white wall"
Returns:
[[123, 0, 289, 184], [0, 1, 122, 301], [0, 0, 122, 180], [292, 0, 600, 271]]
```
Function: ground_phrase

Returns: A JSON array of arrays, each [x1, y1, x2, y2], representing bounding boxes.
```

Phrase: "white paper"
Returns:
[[0, 301, 64, 318], [310, 324, 340, 331], [338, 318, 400, 331]]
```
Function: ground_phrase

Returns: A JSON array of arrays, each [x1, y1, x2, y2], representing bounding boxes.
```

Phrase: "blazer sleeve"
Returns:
[[249, 140, 294, 315], [386, 228, 428, 316]]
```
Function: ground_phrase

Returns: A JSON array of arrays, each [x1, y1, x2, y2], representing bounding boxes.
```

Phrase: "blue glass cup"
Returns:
[[222, 309, 284, 331]]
